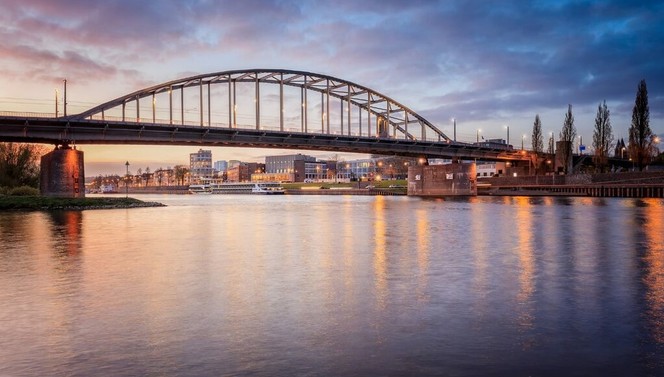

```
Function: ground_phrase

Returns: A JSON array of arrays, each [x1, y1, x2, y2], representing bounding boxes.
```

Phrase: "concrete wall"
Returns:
[[408, 163, 477, 196], [40, 147, 85, 198]]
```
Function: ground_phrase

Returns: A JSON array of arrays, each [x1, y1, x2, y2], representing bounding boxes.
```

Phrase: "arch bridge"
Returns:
[[0, 69, 528, 161]]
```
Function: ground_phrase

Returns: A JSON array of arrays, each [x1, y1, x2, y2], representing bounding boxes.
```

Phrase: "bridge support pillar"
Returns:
[[407, 163, 477, 197], [40, 145, 85, 198]]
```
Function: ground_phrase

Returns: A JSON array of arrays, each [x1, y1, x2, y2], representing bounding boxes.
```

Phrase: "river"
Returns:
[[1, 195, 663, 376]]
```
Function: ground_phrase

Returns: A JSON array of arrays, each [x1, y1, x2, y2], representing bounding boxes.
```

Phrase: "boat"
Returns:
[[208, 182, 285, 194], [251, 184, 285, 195], [188, 184, 212, 194]]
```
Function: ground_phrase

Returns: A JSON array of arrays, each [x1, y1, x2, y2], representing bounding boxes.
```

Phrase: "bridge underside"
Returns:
[[0, 116, 529, 161]]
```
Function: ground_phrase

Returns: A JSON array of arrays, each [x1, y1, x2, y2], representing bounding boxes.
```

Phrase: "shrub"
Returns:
[[0, 186, 8, 196], [8, 185, 40, 196]]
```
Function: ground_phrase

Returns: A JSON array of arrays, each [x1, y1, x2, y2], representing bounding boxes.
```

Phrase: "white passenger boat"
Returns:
[[251, 184, 285, 195], [208, 182, 285, 194], [188, 184, 212, 194]]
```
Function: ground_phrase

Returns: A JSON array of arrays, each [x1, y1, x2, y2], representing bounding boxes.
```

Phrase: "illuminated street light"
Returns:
[[522, 134, 526, 150]]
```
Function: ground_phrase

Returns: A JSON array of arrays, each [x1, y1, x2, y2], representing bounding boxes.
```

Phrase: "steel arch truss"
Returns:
[[74, 69, 450, 143]]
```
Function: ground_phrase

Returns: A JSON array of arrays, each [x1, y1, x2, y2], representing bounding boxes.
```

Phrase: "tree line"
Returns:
[[531, 79, 659, 172], [0, 143, 45, 189]]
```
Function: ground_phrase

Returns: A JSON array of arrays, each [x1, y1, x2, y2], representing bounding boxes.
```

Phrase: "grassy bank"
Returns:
[[0, 196, 166, 211]]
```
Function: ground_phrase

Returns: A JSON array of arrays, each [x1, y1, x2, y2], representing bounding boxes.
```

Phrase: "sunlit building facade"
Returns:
[[189, 149, 214, 183]]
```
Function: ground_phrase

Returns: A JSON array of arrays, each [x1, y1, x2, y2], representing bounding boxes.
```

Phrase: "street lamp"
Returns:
[[451, 117, 456, 142], [477, 129, 481, 143], [125, 161, 130, 198], [504, 125, 509, 146], [522, 134, 526, 150]]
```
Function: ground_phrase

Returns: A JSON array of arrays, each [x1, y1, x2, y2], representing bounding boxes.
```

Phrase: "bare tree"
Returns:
[[559, 104, 576, 174], [628, 79, 654, 171], [592, 101, 613, 172]]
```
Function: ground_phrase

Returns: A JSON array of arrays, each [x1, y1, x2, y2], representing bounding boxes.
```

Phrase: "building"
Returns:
[[227, 162, 264, 182], [214, 160, 228, 173], [189, 149, 213, 183], [265, 153, 316, 182]]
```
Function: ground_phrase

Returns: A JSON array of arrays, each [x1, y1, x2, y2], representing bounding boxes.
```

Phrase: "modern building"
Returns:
[[264, 153, 316, 182], [214, 160, 228, 173], [227, 162, 264, 182], [189, 149, 214, 183]]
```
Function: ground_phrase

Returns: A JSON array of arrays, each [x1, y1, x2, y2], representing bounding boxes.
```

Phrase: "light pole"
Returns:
[[63, 79, 67, 117], [522, 134, 526, 150], [477, 129, 481, 143], [125, 161, 130, 198], [452, 117, 456, 142], [504, 125, 510, 146]]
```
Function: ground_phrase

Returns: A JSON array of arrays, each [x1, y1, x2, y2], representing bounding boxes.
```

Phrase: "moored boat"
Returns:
[[188, 184, 212, 194], [208, 182, 285, 194]]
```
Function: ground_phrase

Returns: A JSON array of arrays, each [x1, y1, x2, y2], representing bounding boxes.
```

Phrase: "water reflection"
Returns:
[[47, 211, 83, 257], [642, 200, 664, 344], [513, 197, 535, 342], [373, 196, 387, 310], [2, 196, 664, 376], [415, 208, 430, 303]]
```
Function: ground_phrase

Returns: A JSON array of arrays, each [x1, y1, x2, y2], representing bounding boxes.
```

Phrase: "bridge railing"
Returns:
[[0, 111, 56, 118], [84, 114, 460, 142]]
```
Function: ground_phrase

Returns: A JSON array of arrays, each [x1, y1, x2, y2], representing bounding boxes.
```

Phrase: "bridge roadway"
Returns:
[[0, 113, 530, 162]]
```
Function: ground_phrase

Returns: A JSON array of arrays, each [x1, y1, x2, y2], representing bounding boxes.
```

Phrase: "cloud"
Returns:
[[1, 0, 662, 139]]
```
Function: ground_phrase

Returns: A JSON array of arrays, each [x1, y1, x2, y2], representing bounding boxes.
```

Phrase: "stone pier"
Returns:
[[40, 146, 85, 198], [408, 163, 477, 196]]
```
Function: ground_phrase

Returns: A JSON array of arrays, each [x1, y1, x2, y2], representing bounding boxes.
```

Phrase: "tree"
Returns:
[[559, 104, 576, 173], [143, 166, 151, 187], [0, 143, 45, 188], [174, 165, 189, 186], [531, 114, 544, 154], [592, 100, 613, 172], [628, 79, 654, 171]]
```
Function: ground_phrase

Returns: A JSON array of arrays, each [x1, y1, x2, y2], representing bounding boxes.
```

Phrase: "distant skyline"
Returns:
[[1, 0, 662, 176]]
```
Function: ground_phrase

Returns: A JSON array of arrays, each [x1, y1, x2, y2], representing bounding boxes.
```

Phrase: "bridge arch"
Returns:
[[74, 69, 450, 143]]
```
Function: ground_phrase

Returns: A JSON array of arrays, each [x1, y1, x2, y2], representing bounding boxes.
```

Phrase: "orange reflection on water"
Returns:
[[513, 197, 535, 335], [416, 208, 430, 303], [642, 199, 664, 343], [373, 196, 388, 310]]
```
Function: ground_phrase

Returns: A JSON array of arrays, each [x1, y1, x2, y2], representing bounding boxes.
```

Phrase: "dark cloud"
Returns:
[[1, 0, 662, 135]]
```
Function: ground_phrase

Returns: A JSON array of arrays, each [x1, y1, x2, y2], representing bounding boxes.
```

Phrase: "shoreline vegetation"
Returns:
[[0, 196, 166, 211]]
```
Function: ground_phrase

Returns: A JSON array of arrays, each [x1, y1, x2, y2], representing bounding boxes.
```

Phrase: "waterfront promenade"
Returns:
[[116, 171, 664, 198]]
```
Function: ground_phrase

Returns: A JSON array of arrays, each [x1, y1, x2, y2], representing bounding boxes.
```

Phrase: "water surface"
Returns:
[[1, 195, 663, 376]]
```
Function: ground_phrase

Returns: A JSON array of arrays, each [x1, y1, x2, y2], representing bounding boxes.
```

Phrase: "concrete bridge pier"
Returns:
[[407, 162, 477, 197], [40, 144, 85, 198]]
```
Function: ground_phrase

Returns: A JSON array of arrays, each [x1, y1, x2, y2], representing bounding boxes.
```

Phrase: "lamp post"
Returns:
[[477, 129, 481, 143], [125, 161, 130, 198], [452, 117, 456, 142], [504, 125, 509, 146], [522, 134, 526, 150]]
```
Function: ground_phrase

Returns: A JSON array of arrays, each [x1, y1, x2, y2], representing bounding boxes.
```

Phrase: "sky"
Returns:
[[1, 0, 663, 176]]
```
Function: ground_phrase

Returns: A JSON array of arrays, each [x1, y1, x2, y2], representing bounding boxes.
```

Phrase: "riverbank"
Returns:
[[0, 196, 166, 211]]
